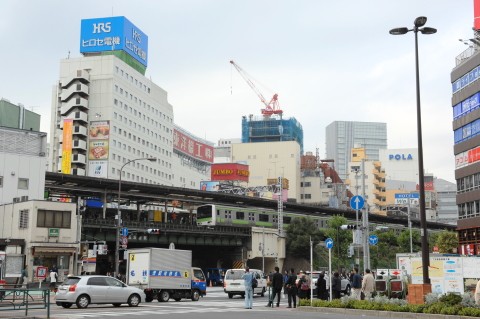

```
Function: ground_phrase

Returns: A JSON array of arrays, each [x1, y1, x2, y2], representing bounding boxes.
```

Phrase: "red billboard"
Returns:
[[211, 163, 250, 182], [173, 128, 214, 163]]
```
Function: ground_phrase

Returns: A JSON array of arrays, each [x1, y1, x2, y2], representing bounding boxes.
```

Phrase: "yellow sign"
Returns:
[[130, 254, 135, 261], [184, 271, 189, 278]]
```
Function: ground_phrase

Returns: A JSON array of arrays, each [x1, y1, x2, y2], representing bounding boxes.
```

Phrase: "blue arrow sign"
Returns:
[[121, 227, 129, 237], [369, 234, 378, 246], [350, 195, 365, 210], [325, 238, 334, 249]]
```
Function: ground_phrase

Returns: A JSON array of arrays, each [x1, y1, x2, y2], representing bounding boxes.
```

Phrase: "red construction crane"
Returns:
[[229, 60, 283, 117]]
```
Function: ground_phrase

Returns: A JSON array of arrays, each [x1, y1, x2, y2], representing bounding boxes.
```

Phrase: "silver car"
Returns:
[[55, 275, 146, 309]]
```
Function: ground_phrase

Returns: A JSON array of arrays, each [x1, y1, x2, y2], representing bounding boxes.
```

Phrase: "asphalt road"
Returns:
[[0, 287, 436, 319]]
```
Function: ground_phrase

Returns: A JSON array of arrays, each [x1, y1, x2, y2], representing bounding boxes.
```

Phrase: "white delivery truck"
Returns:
[[126, 248, 205, 302]]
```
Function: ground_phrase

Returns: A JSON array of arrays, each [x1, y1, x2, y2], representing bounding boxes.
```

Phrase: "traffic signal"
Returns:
[[147, 229, 160, 234], [340, 225, 357, 230], [347, 245, 354, 257]]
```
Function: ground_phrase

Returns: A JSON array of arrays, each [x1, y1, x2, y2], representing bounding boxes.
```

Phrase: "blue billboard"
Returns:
[[80, 16, 148, 67]]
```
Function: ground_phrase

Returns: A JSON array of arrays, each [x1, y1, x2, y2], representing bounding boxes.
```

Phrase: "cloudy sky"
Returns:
[[0, 1, 474, 183]]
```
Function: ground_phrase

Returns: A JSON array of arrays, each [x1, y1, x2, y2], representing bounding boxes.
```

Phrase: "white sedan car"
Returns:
[[56, 275, 146, 309]]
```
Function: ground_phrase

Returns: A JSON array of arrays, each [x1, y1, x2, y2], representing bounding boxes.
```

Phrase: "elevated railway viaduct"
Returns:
[[45, 172, 455, 272]]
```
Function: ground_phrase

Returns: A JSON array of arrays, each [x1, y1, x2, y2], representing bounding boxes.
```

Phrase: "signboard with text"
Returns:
[[80, 16, 148, 67], [173, 128, 214, 163]]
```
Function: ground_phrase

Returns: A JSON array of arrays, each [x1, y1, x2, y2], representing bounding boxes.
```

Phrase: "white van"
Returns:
[[223, 268, 266, 299]]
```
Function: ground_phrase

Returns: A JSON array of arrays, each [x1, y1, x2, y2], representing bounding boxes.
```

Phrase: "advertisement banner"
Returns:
[[89, 121, 110, 140], [88, 141, 109, 160], [61, 119, 73, 174], [80, 16, 148, 67], [88, 160, 108, 178], [173, 128, 214, 163], [211, 163, 249, 182]]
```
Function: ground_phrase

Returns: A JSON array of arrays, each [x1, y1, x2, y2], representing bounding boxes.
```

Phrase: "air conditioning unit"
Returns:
[[13, 197, 20, 203], [21, 196, 29, 202]]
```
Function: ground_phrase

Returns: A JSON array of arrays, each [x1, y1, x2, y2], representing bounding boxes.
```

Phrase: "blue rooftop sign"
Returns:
[[80, 16, 148, 67]]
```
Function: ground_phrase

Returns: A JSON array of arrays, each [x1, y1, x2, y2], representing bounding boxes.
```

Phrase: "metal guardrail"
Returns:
[[0, 285, 51, 318]]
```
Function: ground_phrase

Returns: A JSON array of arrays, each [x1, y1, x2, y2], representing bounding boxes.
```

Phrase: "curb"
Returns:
[[297, 306, 475, 319]]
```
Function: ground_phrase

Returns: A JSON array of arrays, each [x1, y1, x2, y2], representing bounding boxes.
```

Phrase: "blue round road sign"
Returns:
[[369, 234, 379, 246], [350, 195, 365, 210], [325, 238, 334, 249]]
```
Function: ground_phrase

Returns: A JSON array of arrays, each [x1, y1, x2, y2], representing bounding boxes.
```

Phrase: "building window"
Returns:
[[18, 178, 29, 190], [0, 176, 3, 187], [305, 194, 312, 199], [19, 209, 29, 229], [37, 210, 71, 228]]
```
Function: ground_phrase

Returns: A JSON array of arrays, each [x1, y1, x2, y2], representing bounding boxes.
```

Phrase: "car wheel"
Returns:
[[112, 303, 121, 307], [158, 290, 170, 302], [228, 293, 233, 299], [191, 289, 200, 301], [76, 294, 90, 309], [128, 294, 141, 307], [61, 303, 72, 308]]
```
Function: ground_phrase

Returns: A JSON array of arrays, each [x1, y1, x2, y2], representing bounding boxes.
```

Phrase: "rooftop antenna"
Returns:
[[67, 50, 70, 59]]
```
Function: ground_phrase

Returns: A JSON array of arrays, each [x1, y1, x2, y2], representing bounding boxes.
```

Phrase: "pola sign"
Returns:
[[389, 154, 413, 160]]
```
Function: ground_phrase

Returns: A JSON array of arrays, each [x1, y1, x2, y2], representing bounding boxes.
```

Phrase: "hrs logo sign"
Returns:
[[92, 22, 111, 33]]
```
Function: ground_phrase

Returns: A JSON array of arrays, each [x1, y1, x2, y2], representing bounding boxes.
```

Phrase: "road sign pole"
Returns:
[[329, 248, 332, 301]]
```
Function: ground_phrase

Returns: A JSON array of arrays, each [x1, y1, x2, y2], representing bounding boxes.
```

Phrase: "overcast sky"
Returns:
[[0, 1, 474, 183]]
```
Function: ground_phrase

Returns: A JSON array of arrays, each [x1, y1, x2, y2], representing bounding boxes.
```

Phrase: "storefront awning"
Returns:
[[34, 247, 76, 254]]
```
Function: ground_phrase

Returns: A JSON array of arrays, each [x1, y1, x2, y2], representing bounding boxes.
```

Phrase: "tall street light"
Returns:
[[390, 16, 436, 285], [115, 157, 157, 277]]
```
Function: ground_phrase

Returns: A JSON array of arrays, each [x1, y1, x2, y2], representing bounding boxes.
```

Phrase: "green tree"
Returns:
[[315, 215, 353, 271], [286, 216, 323, 258], [371, 229, 401, 269], [397, 229, 421, 253], [434, 231, 458, 253]]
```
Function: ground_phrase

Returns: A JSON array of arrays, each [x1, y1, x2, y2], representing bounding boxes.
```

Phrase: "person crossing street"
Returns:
[[266, 266, 283, 307]]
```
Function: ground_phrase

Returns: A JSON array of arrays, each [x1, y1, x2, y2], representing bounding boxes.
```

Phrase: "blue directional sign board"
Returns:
[[350, 195, 365, 210], [121, 227, 128, 237], [325, 238, 334, 249], [369, 234, 379, 246]]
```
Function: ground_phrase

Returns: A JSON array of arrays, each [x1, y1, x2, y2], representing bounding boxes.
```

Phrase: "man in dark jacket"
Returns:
[[316, 272, 328, 300], [266, 266, 284, 307], [332, 272, 342, 299], [285, 268, 297, 308]]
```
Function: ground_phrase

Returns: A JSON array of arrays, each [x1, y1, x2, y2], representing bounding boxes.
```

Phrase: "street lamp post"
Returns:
[[115, 157, 157, 278], [390, 16, 436, 285]]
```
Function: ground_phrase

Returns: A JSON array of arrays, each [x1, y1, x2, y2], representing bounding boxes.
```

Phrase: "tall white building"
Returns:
[[379, 148, 418, 183], [49, 16, 211, 188], [325, 121, 387, 181]]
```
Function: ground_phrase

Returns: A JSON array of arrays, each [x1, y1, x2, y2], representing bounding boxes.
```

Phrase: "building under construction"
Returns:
[[241, 115, 304, 154]]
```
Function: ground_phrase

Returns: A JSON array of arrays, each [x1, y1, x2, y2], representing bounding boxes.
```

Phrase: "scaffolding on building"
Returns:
[[241, 115, 304, 154]]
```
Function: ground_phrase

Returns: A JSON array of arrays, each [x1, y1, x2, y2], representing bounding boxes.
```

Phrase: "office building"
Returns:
[[325, 121, 387, 181], [49, 16, 211, 189], [452, 26, 480, 253]]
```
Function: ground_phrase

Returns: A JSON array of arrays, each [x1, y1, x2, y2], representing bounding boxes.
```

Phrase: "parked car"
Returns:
[[306, 271, 351, 297], [223, 268, 266, 298], [55, 275, 146, 309]]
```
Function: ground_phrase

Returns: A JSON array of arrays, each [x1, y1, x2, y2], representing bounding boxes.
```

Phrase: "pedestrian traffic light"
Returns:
[[340, 225, 357, 230], [147, 229, 160, 234]]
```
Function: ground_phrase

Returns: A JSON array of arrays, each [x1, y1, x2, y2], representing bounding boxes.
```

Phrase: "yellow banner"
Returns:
[[61, 119, 73, 174]]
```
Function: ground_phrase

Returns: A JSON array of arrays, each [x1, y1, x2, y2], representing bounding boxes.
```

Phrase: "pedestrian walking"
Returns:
[[285, 268, 297, 308], [332, 272, 342, 299], [241, 267, 254, 309], [49, 269, 58, 292], [361, 268, 375, 300], [21, 266, 28, 288], [283, 270, 289, 297], [351, 267, 362, 300], [266, 266, 283, 307], [316, 272, 328, 300]]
